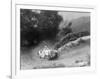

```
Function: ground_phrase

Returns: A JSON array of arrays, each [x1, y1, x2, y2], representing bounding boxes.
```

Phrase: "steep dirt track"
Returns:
[[21, 40, 90, 69]]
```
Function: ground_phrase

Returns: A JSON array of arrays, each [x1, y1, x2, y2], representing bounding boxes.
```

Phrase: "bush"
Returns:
[[54, 31, 90, 49]]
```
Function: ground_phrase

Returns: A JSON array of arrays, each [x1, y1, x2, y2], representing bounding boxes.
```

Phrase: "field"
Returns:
[[21, 39, 90, 69]]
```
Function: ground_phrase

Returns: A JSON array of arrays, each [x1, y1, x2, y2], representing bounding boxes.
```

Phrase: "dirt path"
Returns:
[[21, 41, 90, 69]]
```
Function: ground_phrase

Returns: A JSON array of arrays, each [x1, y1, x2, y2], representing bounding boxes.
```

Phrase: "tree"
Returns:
[[56, 22, 72, 42], [20, 9, 63, 47]]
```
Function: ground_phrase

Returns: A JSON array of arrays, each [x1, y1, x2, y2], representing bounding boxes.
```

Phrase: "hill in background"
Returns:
[[71, 16, 90, 33]]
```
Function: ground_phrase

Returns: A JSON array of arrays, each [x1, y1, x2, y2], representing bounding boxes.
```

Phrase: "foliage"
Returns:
[[54, 31, 90, 49], [56, 22, 72, 41], [20, 9, 63, 47]]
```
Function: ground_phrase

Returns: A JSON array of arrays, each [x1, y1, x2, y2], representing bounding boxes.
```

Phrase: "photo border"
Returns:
[[11, 3, 97, 79]]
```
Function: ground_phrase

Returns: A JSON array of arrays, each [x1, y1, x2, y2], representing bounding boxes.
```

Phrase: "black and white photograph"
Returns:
[[0, 0, 99, 78], [20, 7, 91, 70]]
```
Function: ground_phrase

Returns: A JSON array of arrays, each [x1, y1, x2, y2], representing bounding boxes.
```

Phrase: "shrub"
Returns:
[[54, 31, 90, 49]]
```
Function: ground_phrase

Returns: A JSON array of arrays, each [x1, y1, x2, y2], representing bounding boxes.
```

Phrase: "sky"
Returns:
[[58, 11, 90, 21], [31, 9, 90, 21]]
